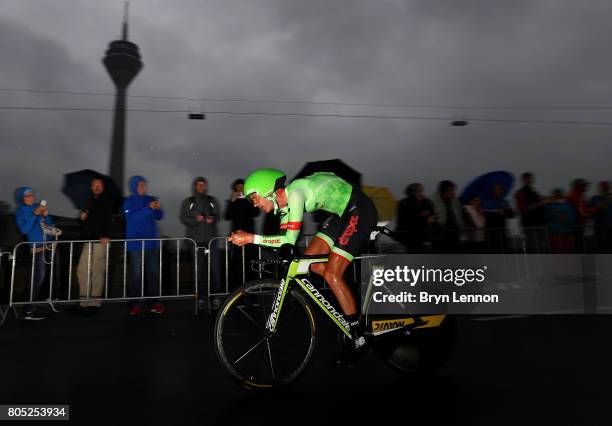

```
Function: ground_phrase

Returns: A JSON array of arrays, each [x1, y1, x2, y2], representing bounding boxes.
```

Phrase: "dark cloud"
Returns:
[[1, 0, 611, 236]]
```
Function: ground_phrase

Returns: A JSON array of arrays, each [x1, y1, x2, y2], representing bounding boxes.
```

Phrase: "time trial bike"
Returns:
[[213, 228, 453, 389]]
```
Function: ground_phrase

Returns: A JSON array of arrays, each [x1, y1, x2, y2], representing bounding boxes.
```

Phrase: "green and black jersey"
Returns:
[[253, 172, 378, 262], [253, 172, 353, 247]]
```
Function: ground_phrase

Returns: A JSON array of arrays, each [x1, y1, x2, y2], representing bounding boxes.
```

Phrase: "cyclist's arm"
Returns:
[[253, 190, 304, 248]]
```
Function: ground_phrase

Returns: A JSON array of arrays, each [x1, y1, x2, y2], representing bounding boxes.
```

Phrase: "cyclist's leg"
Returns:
[[322, 253, 356, 315], [308, 213, 342, 276], [305, 226, 357, 314], [325, 187, 378, 316], [304, 236, 331, 277], [306, 236, 358, 315]]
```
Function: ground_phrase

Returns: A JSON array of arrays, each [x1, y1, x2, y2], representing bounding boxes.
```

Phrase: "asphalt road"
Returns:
[[0, 302, 610, 425]]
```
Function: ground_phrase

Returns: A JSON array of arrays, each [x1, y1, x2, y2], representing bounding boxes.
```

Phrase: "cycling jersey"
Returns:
[[253, 172, 377, 261]]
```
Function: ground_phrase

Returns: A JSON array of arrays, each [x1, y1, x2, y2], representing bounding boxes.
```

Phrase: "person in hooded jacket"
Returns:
[[179, 177, 222, 311], [123, 176, 165, 315], [14, 187, 55, 320]]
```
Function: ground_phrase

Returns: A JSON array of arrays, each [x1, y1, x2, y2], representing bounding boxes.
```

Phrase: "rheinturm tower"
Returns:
[[103, 2, 143, 190]]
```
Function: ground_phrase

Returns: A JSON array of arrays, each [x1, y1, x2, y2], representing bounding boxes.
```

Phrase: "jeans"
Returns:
[[24, 252, 46, 313], [128, 248, 160, 306]]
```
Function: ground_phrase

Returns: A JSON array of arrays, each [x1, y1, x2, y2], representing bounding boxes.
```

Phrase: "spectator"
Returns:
[[76, 178, 113, 310], [14, 187, 55, 320], [463, 196, 486, 252], [395, 183, 435, 252], [514, 172, 549, 253], [123, 176, 165, 315], [225, 178, 259, 287], [482, 184, 515, 253], [546, 189, 576, 253], [590, 181, 612, 252], [432, 180, 465, 252], [179, 177, 222, 311], [225, 179, 259, 233], [567, 178, 597, 253]]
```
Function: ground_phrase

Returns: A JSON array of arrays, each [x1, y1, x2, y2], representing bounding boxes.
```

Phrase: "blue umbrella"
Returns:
[[459, 171, 515, 205], [62, 169, 122, 211]]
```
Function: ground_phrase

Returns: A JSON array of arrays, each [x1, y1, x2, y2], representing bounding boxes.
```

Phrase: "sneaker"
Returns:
[[334, 318, 370, 366], [149, 303, 166, 314], [24, 310, 45, 321], [129, 305, 142, 316], [335, 337, 370, 367]]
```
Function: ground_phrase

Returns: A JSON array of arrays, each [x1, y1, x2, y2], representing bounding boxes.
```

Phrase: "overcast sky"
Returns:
[[1, 0, 611, 236]]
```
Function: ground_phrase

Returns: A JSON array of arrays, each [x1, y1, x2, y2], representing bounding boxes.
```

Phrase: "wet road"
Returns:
[[0, 302, 610, 425]]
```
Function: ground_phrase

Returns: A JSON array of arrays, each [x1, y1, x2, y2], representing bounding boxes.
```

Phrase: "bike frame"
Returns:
[[265, 256, 353, 338], [264, 255, 447, 339]]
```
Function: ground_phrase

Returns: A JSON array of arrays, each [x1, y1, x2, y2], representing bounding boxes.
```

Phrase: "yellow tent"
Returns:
[[361, 185, 397, 222]]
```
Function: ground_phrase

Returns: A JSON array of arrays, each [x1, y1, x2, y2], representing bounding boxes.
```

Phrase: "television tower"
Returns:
[[103, 2, 143, 190]]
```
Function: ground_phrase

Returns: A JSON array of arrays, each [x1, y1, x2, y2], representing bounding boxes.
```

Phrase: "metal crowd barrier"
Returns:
[[205, 234, 362, 299], [5, 224, 607, 324], [206, 236, 287, 298], [0, 251, 12, 325], [4, 238, 199, 322], [379, 225, 611, 255]]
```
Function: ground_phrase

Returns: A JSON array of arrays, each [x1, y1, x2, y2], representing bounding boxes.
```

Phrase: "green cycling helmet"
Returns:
[[244, 168, 287, 200]]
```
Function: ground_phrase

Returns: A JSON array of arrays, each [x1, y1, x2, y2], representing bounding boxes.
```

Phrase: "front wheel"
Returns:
[[214, 279, 319, 390]]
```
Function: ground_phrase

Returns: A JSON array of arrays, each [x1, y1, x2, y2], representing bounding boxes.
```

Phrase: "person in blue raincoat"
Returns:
[[14, 187, 55, 320], [123, 176, 166, 315]]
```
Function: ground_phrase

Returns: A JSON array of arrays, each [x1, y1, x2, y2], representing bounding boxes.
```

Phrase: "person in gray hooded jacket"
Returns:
[[179, 177, 222, 311]]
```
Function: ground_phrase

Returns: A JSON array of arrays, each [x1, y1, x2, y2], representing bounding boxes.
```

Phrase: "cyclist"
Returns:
[[228, 168, 378, 361]]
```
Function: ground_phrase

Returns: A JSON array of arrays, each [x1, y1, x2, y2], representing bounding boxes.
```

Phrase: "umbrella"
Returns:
[[62, 169, 122, 211], [362, 185, 397, 222], [293, 159, 362, 187], [459, 171, 515, 205]]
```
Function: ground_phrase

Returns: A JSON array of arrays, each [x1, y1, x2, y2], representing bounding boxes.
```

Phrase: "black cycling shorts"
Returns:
[[315, 187, 378, 262]]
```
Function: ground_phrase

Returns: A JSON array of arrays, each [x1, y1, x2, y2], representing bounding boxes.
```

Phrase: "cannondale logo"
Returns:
[[267, 279, 286, 331]]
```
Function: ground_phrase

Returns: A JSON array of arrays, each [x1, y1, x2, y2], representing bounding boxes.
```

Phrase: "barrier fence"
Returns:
[[1, 238, 199, 324], [0, 251, 11, 325], [1, 224, 610, 325], [378, 224, 612, 255], [204, 235, 360, 299]]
